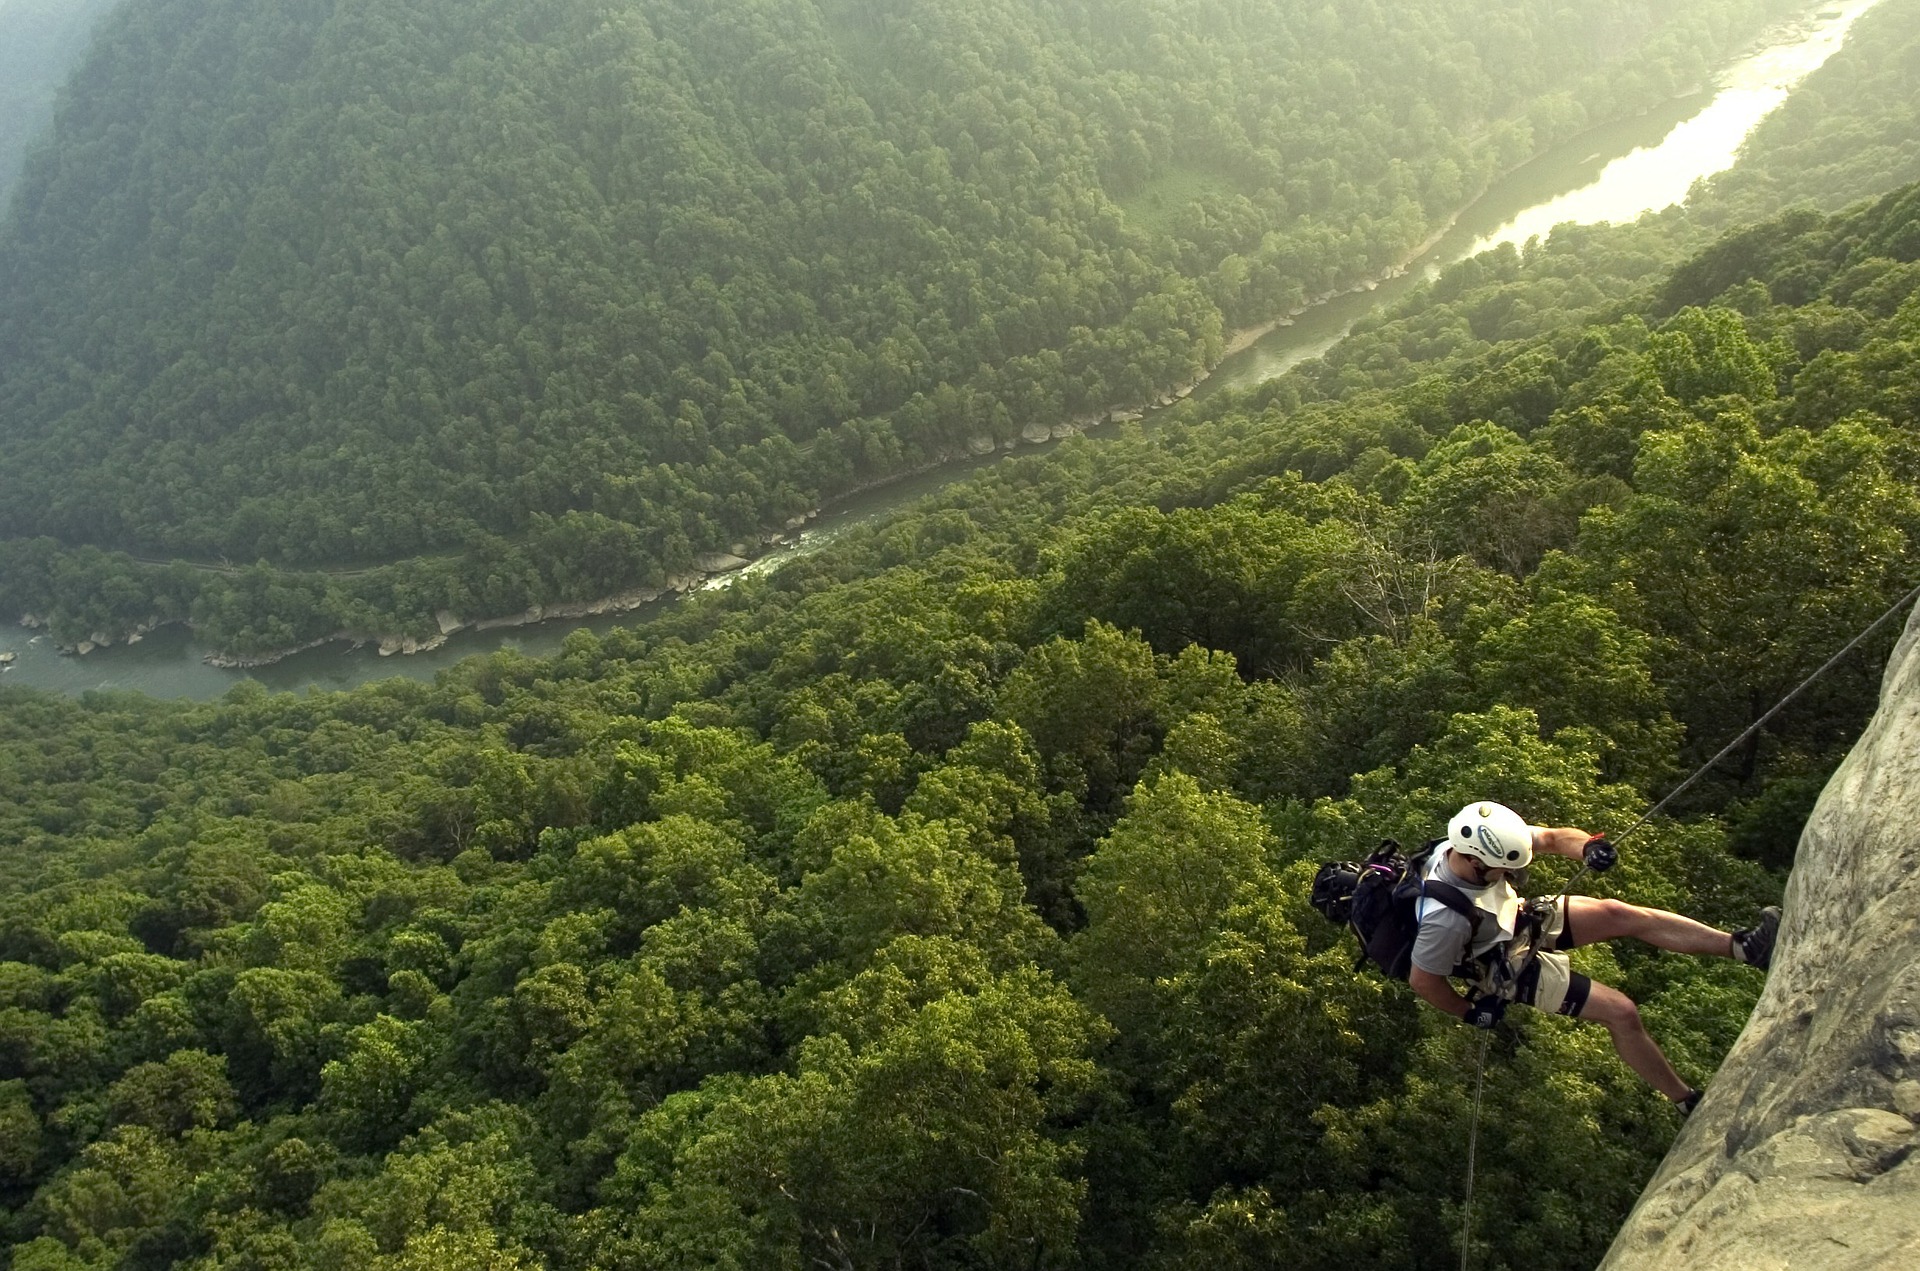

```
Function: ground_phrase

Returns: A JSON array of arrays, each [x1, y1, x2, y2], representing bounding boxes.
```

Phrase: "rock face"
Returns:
[[1600, 605, 1920, 1271]]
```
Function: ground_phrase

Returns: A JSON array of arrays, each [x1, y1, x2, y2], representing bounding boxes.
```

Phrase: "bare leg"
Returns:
[[1564, 896, 1732, 958], [1578, 981, 1691, 1100]]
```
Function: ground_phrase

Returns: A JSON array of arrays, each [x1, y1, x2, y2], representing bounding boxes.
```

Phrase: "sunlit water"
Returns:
[[0, 0, 1885, 701], [1460, 0, 1880, 258], [1201, 0, 1885, 393]]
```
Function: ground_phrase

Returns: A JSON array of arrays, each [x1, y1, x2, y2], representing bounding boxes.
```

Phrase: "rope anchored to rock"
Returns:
[[1454, 579, 1920, 1271]]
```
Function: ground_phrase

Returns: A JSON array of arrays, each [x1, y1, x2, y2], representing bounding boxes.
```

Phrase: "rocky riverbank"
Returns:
[[199, 553, 765, 669], [17, 612, 166, 656], [14, 548, 769, 670]]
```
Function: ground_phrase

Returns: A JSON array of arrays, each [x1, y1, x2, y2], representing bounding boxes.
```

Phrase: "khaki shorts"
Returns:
[[1515, 951, 1590, 1015], [1511, 897, 1591, 1016]]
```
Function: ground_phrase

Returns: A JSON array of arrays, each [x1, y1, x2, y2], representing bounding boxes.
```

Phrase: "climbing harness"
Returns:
[[1451, 579, 1920, 1271]]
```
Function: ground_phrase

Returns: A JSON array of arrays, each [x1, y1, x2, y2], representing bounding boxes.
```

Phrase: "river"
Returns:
[[0, 0, 1885, 702]]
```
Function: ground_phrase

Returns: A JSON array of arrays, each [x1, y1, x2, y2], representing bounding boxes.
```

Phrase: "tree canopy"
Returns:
[[7, 163, 1920, 1268], [0, 0, 1801, 653]]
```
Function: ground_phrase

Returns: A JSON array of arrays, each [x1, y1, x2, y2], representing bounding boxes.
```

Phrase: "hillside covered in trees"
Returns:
[[0, 0, 121, 210], [1300, 0, 1920, 403], [5, 157, 1919, 1268], [0, 0, 1803, 655]]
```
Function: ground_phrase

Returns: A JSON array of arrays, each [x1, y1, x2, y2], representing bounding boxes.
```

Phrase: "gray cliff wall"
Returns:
[[1600, 604, 1920, 1270]]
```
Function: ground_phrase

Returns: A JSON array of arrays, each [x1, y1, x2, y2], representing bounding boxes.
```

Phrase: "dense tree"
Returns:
[[0, 0, 1802, 653], [12, 54, 1920, 1271], [0, 0, 121, 211]]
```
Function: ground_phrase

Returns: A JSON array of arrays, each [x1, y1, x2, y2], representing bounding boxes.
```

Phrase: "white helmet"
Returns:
[[1448, 801, 1533, 869]]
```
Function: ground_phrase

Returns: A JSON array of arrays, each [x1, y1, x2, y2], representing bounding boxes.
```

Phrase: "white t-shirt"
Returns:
[[1409, 849, 1524, 977]]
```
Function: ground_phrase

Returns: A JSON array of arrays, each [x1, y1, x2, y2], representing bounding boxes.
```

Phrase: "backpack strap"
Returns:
[[1408, 845, 1477, 923], [1413, 862, 1495, 979], [1418, 877, 1479, 925], [1418, 877, 1489, 947]]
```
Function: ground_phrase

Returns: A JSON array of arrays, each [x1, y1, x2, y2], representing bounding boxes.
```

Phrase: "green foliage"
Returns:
[[1572, 399, 1919, 777], [0, 0, 1801, 653], [1072, 772, 1271, 1039], [0, 1079, 42, 1184], [600, 963, 1103, 1270], [1401, 420, 1582, 579], [0, 0, 121, 211], [1471, 593, 1683, 788], [15, 39, 1920, 1271], [105, 1050, 237, 1138]]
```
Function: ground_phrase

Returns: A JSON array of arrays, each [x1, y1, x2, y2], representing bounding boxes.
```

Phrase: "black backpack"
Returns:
[[1311, 839, 1486, 980]]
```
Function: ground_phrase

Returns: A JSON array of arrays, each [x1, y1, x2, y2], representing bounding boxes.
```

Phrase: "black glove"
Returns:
[[1464, 995, 1506, 1030], [1583, 835, 1617, 873]]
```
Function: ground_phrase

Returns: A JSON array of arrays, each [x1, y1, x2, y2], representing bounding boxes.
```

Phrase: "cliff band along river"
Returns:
[[0, 0, 1885, 701]]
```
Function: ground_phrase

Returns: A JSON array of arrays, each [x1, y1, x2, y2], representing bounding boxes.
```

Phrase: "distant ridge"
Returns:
[[0, 0, 1802, 656], [0, 0, 122, 210]]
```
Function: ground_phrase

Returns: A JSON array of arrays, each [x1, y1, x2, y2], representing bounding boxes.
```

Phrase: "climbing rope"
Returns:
[[1453, 580, 1919, 1271], [1532, 579, 1920, 920], [1458, 1028, 1491, 1271], [1611, 579, 1920, 848]]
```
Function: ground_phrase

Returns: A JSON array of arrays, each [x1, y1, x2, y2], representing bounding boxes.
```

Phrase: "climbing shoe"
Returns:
[[1732, 906, 1781, 970], [1676, 1089, 1702, 1117]]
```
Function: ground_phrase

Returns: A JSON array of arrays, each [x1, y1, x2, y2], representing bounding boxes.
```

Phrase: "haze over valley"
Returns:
[[4, 4, 1920, 1269]]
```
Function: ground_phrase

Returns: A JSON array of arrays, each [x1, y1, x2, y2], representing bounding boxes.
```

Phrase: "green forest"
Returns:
[[1302, 0, 1920, 405], [0, 0, 121, 211], [6, 148, 1920, 1267], [8, 1, 1920, 1268], [0, 0, 1804, 655]]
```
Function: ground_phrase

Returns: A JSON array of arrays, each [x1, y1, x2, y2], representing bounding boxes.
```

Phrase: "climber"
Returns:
[[1408, 800, 1780, 1114]]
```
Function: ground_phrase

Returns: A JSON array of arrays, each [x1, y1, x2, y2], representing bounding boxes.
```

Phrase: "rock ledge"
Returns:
[[1600, 603, 1920, 1270]]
